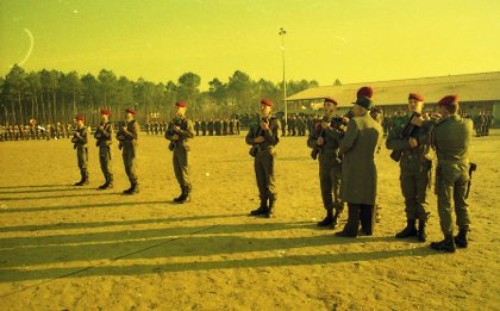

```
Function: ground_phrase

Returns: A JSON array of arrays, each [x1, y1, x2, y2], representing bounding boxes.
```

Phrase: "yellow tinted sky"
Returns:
[[1, 0, 499, 89]]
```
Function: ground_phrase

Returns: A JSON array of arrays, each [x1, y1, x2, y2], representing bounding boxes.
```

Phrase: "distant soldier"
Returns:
[[307, 97, 345, 228], [201, 119, 207, 136], [117, 108, 140, 194], [246, 99, 281, 218], [336, 87, 383, 237], [94, 109, 114, 190], [483, 111, 492, 136], [235, 116, 240, 135], [145, 122, 151, 135], [165, 101, 195, 203], [208, 119, 214, 136], [473, 111, 484, 137], [215, 119, 222, 135], [194, 120, 200, 136], [386, 93, 432, 242], [222, 118, 229, 136], [71, 115, 89, 186], [421, 95, 474, 253], [229, 118, 235, 135]]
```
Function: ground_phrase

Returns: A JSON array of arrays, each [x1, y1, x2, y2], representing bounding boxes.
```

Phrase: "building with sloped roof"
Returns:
[[286, 72, 499, 124]]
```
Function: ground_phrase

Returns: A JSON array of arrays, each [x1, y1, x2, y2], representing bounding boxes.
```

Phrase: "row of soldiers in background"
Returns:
[[283, 115, 311, 136], [144, 118, 241, 136], [194, 118, 240, 136], [0, 122, 74, 141], [473, 110, 494, 137]]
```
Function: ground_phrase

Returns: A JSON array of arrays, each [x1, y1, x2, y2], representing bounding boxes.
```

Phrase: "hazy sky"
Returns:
[[1, 0, 499, 89]]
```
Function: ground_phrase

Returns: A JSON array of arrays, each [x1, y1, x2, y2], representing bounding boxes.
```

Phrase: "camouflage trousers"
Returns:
[[436, 165, 471, 236], [254, 149, 277, 201], [173, 147, 191, 189], [76, 147, 88, 180], [99, 146, 113, 183], [400, 163, 431, 221], [122, 145, 138, 185], [318, 155, 342, 211]]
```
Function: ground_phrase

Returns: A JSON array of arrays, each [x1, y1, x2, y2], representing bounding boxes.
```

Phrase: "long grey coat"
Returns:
[[339, 114, 383, 205]]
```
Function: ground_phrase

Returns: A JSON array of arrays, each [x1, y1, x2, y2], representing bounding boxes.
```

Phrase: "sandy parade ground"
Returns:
[[0, 130, 499, 310]]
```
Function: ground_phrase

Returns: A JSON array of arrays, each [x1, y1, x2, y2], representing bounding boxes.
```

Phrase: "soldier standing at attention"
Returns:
[[117, 108, 140, 195], [72, 115, 89, 186], [335, 87, 383, 237], [386, 93, 433, 242], [246, 99, 282, 218], [416, 95, 473, 252], [94, 109, 114, 190], [165, 101, 195, 203], [307, 97, 345, 228]]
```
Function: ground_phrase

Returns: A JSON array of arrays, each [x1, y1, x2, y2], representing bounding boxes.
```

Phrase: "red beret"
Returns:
[[438, 95, 458, 106], [100, 109, 111, 115], [125, 108, 136, 115], [75, 115, 84, 121], [408, 93, 424, 102], [324, 97, 338, 105], [175, 101, 187, 108], [357, 86, 373, 99], [261, 98, 273, 107]]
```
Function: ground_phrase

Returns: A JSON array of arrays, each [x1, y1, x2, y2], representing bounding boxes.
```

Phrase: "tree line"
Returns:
[[0, 65, 320, 125]]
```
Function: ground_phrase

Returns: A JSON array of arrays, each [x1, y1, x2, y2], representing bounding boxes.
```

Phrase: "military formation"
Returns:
[[0, 121, 74, 141], [2, 85, 480, 254]]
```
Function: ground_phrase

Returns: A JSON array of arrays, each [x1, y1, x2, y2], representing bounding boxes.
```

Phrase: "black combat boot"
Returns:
[[128, 183, 139, 194], [265, 197, 276, 218], [454, 228, 469, 248], [417, 220, 427, 242], [317, 209, 334, 227], [430, 235, 456, 253], [250, 199, 268, 216], [74, 178, 89, 186], [395, 219, 418, 238], [176, 186, 191, 204], [335, 204, 359, 237], [123, 182, 138, 194], [173, 188, 184, 202], [331, 204, 344, 229]]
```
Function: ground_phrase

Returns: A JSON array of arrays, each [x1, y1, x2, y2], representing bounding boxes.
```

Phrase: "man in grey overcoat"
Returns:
[[336, 87, 383, 237]]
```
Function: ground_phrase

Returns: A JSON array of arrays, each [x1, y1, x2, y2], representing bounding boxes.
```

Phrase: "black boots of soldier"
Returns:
[[431, 229, 469, 252], [430, 235, 456, 253], [123, 182, 139, 195], [454, 228, 469, 248], [98, 176, 113, 190], [74, 174, 89, 186], [317, 207, 342, 228], [74, 179, 89, 186], [317, 210, 334, 227], [173, 186, 191, 204], [395, 219, 417, 238], [249, 198, 275, 218], [395, 219, 427, 242]]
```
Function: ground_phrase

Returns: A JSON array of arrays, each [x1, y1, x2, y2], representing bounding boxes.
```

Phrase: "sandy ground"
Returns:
[[0, 130, 499, 311]]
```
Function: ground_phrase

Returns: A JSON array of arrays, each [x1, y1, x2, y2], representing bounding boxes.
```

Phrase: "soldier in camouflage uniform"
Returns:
[[418, 95, 473, 253], [72, 115, 89, 186], [246, 99, 282, 218], [386, 93, 433, 242], [165, 101, 195, 203], [117, 108, 140, 194], [307, 97, 345, 228], [94, 109, 114, 190]]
